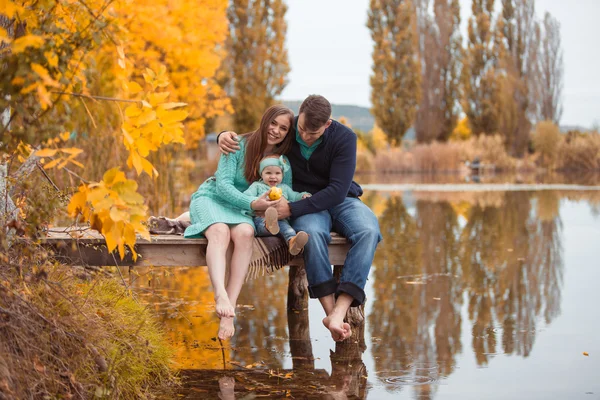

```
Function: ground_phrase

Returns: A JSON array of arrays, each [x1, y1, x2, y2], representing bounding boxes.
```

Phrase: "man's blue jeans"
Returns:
[[254, 216, 297, 243], [291, 197, 382, 307]]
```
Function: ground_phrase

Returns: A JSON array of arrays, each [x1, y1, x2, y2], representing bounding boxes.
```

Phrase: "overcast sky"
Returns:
[[281, 0, 600, 128]]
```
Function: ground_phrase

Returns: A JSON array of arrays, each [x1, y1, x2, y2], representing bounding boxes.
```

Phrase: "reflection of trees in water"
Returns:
[[370, 191, 564, 395], [461, 191, 564, 361], [371, 196, 420, 382], [234, 270, 290, 368], [371, 197, 463, 398]]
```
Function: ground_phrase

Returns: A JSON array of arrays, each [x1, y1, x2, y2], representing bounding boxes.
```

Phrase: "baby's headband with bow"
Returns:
[[259, 155, 290, 176]]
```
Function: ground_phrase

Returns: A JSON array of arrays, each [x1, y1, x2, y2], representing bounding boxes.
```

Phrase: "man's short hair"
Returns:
[[299, 95, 331, 131]]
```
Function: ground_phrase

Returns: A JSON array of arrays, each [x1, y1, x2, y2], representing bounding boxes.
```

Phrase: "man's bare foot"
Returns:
[[215, 294, 235, 318], [218, 316, 235, 340], [323, 315, 352, 342]]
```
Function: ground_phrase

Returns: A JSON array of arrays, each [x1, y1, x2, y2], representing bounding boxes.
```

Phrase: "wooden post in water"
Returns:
[[287, 265, 308, 311], [287, 309, 314, 370]]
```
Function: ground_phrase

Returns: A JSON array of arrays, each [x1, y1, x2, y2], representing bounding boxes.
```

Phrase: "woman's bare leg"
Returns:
[[204, 223, 235, 318], [175, 211, 190, 222], [218, 223, 254, 340]]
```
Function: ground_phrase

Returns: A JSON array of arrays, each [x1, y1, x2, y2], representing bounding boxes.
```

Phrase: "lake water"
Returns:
[[134, 187, 600, 399]]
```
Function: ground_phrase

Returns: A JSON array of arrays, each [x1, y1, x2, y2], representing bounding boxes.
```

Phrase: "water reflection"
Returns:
[[362, 190, 565, 398], [131, 190, 599, 399]]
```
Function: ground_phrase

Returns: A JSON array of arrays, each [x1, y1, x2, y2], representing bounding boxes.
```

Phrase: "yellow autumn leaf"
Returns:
[[128, 151, 143, 175], [116, 45, 125, 59], [59, 132, 71, 141], [0, 27, 8, 43], [135, 110, 156, 127], [44, 51, 59, 68], [122, 128, 134, 146], [36, 85, 52, 110], [11, 35, 45, 53], [110, 207, 129, 222], [147, 92, 170, 106], [68, 159, 84, 168], [135, 138, 153, 157], [56, 159, 69, 169], [59, 147, 84, 155], [104, 225, 118, 253], [125, 104, 143, 118], [113, 180, 144, 204], [2, 1, 25, 19], [141, 157, 157, 178], [35, 148, 58, 157], [30, 63, 60, 87], [103, 168, 127, 186], [157, 109, 188, 125], [159, 102, 187, 110], [118, 240, 125, 260], [127, 81, 143, 94], [67, 191, 88, 217], [43, 158, 62, 170], [95, 196, 116, 212], [11, 76, 25, 86]]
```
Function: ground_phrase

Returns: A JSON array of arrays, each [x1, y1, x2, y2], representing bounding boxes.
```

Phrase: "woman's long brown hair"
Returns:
[[243, 105, 294, 183]]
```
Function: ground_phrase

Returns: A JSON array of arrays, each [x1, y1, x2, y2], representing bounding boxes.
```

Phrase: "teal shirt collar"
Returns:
[[296, 124, 323, 160]]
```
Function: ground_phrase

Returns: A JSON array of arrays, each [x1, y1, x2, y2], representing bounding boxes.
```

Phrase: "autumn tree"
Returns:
[[536, 12, 563, 124], [414, 0, 462, 143], [496, 0, 539, 156], [104, 0, 231, 146], [0, 0, 202, 256], [368, 0, 421, 146], [462, 0, 500, 137], [224, 0, 290, 134]]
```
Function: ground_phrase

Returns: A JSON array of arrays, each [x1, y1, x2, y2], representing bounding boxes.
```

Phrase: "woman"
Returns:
[[184, 105, 295, 340]]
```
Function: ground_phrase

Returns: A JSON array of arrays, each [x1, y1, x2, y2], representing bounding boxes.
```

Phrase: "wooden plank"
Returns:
[[40, 228, 350, 267]]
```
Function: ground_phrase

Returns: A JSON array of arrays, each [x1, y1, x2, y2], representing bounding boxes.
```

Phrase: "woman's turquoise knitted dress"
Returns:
[[183, 138, 291, 238]]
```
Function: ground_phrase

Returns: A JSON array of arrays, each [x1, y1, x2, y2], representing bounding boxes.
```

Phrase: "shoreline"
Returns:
[[361, 183, 600, 192]]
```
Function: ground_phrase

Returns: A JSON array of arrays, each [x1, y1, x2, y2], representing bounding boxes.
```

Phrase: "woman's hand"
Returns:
[[251, 192, 280, 211], [219, 131, 241, 155]]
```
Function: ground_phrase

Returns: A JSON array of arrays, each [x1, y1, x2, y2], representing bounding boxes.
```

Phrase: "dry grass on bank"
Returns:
[[357, 135, 525, 174], [557, 132, 600, 171], [0, 242, 178, 399]]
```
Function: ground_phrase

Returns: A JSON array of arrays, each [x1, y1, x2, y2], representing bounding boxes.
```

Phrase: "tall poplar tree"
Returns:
[[462, 0, 500, 136], [496, 0, 539, 156], [414, 0, 462, 143], [368, 0, 421, 146], [536, 12, 563, 124], [225, 0, 290, 133]]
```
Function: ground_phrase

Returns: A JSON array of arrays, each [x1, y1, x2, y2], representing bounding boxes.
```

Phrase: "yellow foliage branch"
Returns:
[[68, 168, 150, 260]]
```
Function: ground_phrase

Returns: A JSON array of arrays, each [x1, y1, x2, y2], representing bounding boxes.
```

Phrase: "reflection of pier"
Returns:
[[41, 229, 368, 398], [177, 302, 367, 398]]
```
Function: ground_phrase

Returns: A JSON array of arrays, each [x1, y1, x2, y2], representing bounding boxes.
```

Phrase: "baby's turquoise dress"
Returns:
[[184, 138, 292, 238]]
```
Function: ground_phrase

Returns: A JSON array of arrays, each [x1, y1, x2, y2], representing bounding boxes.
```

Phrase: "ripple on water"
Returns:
[[384, 375, 437, 386], [380, 363, 440, 387]]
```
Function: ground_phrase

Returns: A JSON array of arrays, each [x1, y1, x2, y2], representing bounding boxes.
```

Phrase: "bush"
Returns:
[[532, 121, 562, 167], [557, 132, 600, 171]]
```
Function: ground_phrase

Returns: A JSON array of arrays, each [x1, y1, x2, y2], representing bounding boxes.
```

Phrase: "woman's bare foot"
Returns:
[[218, 376, 235, 400], [215, 294, 235, 318], [218, 316, 235, 340], [323, 315, 352, 342]]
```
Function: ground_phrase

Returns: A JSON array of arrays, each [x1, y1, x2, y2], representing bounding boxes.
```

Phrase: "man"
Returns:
[[218, 95, 381, 341]]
